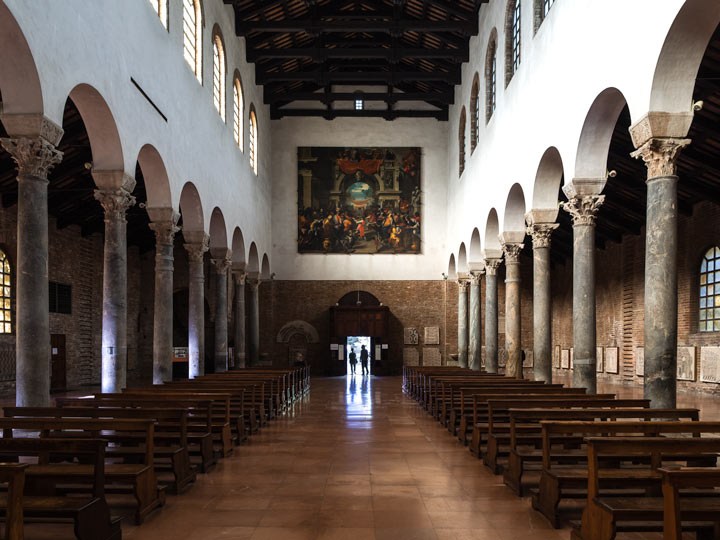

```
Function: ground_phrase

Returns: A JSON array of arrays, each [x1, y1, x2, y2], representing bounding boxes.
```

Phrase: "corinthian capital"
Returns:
[[501, 243, 524, 263], [469, 272, 483, 286], [233, 269, 247, 285], [562, 194, 604, 227], [526, 222, 558, 249], [149, 218, 180, 246], [630, 137, 691, 179], [457, 279, 469, 291], [184, 234, 210, 262], [484, 258, 503, 276], [94, 188, 136, 221], [0, 137, 63, 180], [211, 257, 232, 275], [246, 276, 261, 291]]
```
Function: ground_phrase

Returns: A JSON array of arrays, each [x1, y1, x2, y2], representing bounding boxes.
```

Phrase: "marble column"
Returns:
[[631, 137, 690, 408], [232, 268, 247, 369], [526, 218, 558, 383], [148, 214, 180, 384], [211, 251, 232, 373], [468, 272, 482, 371], [247, 276, 260, 366], [95, 180, 136, 393], [483, 258, 502, 373], [0, 130, 63, 406], [457, 279, 469, 368], [185, 235, 209, 378], [562, 188, 604, 394], [502, 242, 524, 379]]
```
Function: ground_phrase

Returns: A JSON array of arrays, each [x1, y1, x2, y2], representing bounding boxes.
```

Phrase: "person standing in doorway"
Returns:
[[360, 344, 370, 376], [349, 348, 357, 375]]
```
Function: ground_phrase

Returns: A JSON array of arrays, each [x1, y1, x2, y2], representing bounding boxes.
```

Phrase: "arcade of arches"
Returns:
[[1, 0, 720, 538]]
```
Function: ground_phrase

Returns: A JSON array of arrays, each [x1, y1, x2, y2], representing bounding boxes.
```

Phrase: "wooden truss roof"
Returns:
[[225, 0, 486, 120]]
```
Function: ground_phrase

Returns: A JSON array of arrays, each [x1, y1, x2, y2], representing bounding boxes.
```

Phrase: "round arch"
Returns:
[[209, 207, 228, 249], [179, 182, 205, 233], [247, 242, 259, 273], [231, 227, 246, 265], [484, 208, 501, 251], [457, 243, 468, 274], [136, 144, 172, 209], [531, 146, 564, 213], [447, 254, 457, 280], [261, 254, 271, 279], [469, 228, 482, 262], [503, 183, 526, 233]]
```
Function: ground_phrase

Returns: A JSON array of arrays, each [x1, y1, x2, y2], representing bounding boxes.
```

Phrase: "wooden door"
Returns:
[[50, 334, 66, 391]]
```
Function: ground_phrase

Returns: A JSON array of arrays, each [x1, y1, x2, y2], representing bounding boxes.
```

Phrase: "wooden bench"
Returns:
[[0, 438, 122, 540], [571, 436, 720, 540], [660, 467, 720, 540], [0, 417, 165, 525], [0, 463, 26, 540]]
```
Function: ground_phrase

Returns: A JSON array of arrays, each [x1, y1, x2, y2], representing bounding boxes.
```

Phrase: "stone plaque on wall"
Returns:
[[677, 346, 696, 381], [523, 350, 533, 368], [403, 348, 419, 366], [554, 346, 560, 369], [561, 349, 570, 369], [605, 347, 619, 374], [635, 347, 644, 377], [404, 328, 419, 345], [423, 348, 441, 366], [700, 346, 720, 383], [424, 327, 440, 345], [596, 347, 604, 373]]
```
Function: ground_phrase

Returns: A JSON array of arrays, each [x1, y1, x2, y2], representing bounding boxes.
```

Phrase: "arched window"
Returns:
[[233, 75, 244, 151], [505, 0, 521, 86], [148, 0, 168, 28], [458, 107, 467, 177], [249, 106, 258, 175], [485, 30, 498, 123], [699, 246, 720, 332], [470, 73, 480, 154], [534, 0, 555, 32], [0, 250, 11, 334], [183, 0, 202, 81], [212, 30, 226, 121]]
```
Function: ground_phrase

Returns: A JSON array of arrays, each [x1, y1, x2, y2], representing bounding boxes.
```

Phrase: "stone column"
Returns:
[[0, 128, 63, 407], [247, 276, 260, 366], [562, 187, 604, 394], [232, 268, 247, 369], [184, 235, 209, 378], [526, 216, 558, 383], [468, 272, 482, 371], [211, 250, 232, 373], [631, 136, 690, 408], [483, 258, 503, 373], [95, 179, 136, 393], [457, 279, 469, 368], [148, 213, 180, 384], [502, 242, 524, 379]]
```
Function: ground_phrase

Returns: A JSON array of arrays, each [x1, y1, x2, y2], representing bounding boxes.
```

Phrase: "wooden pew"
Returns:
[[5, 406, 196, 495], [0, 417, 165, 525], [503, 408, 700, 496], [0, 463, 26, 540], [572, 436, 720, 540], [660, 467, 720, 540], [0, 438, 122, 540]]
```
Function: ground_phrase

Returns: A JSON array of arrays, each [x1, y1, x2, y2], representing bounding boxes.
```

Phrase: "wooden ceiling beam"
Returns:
[[270, 107, 448, 121], [235, 19, 478, 35], [257, 68, 461, 84], [264, 90, 455, 104], [248, 45, 468, 62]]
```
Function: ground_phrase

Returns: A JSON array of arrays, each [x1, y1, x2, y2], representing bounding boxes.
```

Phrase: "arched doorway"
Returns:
[[329, 291, 389, 376]]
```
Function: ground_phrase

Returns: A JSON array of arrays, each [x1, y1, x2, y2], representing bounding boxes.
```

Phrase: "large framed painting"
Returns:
[[298, 146, 421, 254]]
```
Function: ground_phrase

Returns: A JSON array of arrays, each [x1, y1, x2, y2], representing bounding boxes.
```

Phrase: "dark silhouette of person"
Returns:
[[360, 344, 370, 376], [349, 349, 357, 374]]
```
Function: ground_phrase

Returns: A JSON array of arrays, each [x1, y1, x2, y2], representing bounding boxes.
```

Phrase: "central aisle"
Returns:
[[128, 376, 566, 540]]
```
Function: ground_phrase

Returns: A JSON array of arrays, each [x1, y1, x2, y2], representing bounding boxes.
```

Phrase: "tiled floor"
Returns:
[[20, 375, 719, 539]]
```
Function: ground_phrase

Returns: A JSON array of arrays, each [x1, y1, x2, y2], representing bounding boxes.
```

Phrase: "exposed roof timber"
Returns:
[[235, 20, 478, 36], [247, 46, 469, 62], [257, 68, 461, 84], [270, 107, 448, 121], [263, 90, 455, 104]]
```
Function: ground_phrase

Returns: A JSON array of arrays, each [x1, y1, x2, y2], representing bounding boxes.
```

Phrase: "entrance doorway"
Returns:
[[346, 336, 371, 376]]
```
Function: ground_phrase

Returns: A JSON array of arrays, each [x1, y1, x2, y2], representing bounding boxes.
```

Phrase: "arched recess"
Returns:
[[457, 243, 468, 275], [231, 227, 246, 265], [276, 320, 320, 344], [447, 254, 457, 280], [503, 183, 527, 233], [209, 207, 228, 249], [485, 28, 499, 123], [458, 106, 467, 177], [179, 182, 205, 233], [531, 146, 564, 219], [484, 208, 501, 251], [247, 242, 259, 274], [470, 73, 480, 154], [649, 0, 720, 114], [0, 1, 43, 115], [260, 254, 271, 279], [68, 84, 124, 173], [574, 88, 629, 181], [136, 144, 172, 209]]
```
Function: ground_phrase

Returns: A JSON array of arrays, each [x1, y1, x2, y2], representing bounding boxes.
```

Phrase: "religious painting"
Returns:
[[297, 147, 422, 254]]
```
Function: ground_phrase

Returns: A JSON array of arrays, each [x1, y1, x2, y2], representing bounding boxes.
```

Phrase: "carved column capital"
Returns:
[[501, 243, 524, 263], [211, 257, 232, 275], [233, 270, 247, 285], [94, 187, 136, 222], [0, 137, 63, 180], [484, 258, 503, 276], [457, 279, 469, 291], [184, 234, 210, 262], [562, 194, 604, 227], [526, 222, 559, 249], [630, 137, 691, 179], [469, 272, 483, 286], [149, 219, 180, 246], [246, 277, 261, 291]]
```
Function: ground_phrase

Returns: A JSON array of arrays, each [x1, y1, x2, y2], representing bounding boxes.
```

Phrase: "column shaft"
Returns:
[[232, 271, 247, 369], [186, 237, 209, 378], [468, 274, 481, 371], [457, 280, 468, 368], [503, 244, 523, 379], [212, 257, 231, 373], [248, 278, 260, 366], [484, 260, 501, 373], [150, 219, 178, 384]]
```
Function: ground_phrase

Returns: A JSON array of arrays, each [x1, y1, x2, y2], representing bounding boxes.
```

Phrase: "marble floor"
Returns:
[[20, 375, 719, 540]]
